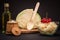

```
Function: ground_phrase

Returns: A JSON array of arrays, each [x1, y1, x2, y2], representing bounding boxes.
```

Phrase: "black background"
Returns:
[[0, 0, 60, 40]]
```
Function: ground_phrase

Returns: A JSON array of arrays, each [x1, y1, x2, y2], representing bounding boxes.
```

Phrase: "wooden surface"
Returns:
[[21, 29, 39, 33]]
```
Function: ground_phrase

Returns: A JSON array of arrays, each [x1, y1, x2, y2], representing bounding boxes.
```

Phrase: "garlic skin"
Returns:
[[38, 22, 58, 35]]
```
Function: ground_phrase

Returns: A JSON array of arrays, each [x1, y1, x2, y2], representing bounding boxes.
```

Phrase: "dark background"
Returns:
[[0, 0, 60, 40]]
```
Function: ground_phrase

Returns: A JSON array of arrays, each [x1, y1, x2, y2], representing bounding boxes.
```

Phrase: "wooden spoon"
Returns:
[[27, 2, 40, 30]]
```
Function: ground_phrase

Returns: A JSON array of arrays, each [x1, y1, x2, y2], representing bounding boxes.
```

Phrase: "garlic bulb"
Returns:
[[38, 22, 58, 35]]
